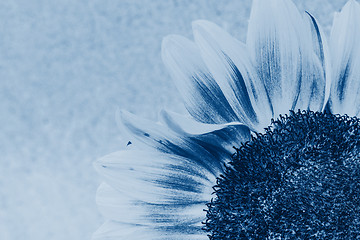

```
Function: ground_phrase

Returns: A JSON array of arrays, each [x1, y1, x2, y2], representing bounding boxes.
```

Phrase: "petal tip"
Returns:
[[342, 0, 360, 12], [192, 19, 217, 34], [161, 34, 191, 59], [118, 109, 135, 125], [161, 34, 182, 49], [93, 158, 107, 174]]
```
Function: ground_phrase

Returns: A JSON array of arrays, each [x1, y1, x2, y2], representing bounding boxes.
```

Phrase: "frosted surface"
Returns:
[[0, 0, 347, 239]]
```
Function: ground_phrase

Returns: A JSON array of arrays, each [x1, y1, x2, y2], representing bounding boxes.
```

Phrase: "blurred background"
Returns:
[[0, 0, 348, 239]]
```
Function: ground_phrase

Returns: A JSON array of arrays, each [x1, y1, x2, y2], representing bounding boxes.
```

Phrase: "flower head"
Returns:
[[205, 110, 360, 239], [93, 0, 360, 239]]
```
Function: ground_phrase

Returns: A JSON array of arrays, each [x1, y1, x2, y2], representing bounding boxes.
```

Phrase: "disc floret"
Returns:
[[205, 111, 360, 239]]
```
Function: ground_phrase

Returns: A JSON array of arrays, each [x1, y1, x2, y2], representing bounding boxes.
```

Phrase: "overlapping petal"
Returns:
[[247, 0, 326, 116], [94, 151, 214, 229], [192, 20, 272, 131], [93, 221, 149, 240], [163, 0, 328, 131], [329, 0, 360, 116], [162, 35, 239, 125], [96, 182, 206, 226], [119, 110, 250, 175], [94, 111, 249, 238], [93, 220, 207, 240], [305, 12, 332, 111]]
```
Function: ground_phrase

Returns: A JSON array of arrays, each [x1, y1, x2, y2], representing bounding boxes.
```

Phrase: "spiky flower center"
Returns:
[[204, 111, 360, 239]]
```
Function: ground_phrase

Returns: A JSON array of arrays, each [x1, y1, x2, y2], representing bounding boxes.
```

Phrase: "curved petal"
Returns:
[[329, 0, 360, 116], [159, 110, 249, 154], [119, 110, 250, 175], [92, 221, 149, 240], [95, 112, 249, 239], [96, 182, 206, 227], [92, 221, 207, 240], [94, 151, 215, 238], [161, 35, 238, 124], [247, 0, 326, 116], [305, 11, 332, 112], [95, 151, 214, 206], [192, 20, 274, 132]]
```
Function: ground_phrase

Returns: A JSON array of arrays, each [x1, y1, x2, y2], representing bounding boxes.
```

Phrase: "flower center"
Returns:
[[204, 111, 360, 239]]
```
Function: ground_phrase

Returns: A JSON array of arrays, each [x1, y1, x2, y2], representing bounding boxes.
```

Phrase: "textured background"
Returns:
[[0, 0, 348, 239]]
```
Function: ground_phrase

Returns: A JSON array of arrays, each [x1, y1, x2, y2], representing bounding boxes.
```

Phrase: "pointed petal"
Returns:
[[92, 221, 207, 240], [329, 0, 360, 116], [295, 49, 326, 112], [96, 112, 235, 238], [159, 110, 249, 154], [192, 20, 273, 131], [92, 221, 149, 240], [162, 35, 238, 124], [119, 110, 250, 174], [305, 12, 332, 111], [96, 183, 206, 227], [247, 0, 326, 116], [94, 151, 214, 237], [95, 151, 215, 205]]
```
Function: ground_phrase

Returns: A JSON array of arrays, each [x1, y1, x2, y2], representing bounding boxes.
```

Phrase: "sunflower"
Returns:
[[93, 0, 360, 239]]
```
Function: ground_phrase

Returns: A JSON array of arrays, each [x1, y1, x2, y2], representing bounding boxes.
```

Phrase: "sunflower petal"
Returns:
[[92, 220, 207, 240], [162, 35, 238, 124], [159, 110, 249, 154], [247, 0, 326, 116], [94, 151, 214, 237], [95, 151, 215, 204], [329, 0, 360, 116], [92, 221, 149, 240], [96, 183, 206, 227], [119, 110, 249, 174], [192, 20, 273, 131], [305, 11, 332, 111]]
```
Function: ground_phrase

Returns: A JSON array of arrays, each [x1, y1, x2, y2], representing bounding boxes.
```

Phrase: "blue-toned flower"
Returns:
[[93, 0, 360, 239]]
